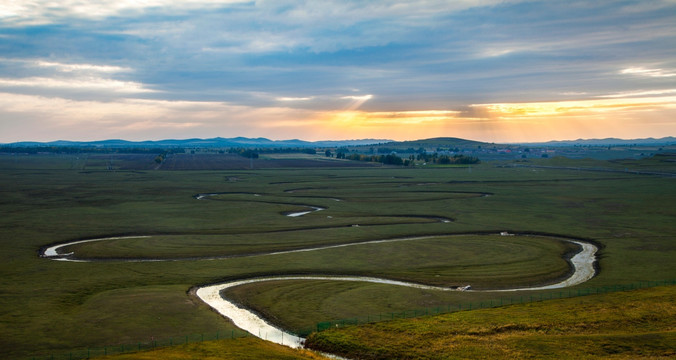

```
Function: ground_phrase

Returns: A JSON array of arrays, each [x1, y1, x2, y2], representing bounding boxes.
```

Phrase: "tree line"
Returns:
[[333, 150, 479, 166], [416, 153, 480, 164], [227, 147, 317, 159], [337, 153, 409, 165]]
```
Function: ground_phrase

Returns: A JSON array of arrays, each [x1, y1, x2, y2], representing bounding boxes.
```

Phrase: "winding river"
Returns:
[[39, 193, 598, 350], [196, 237, 596, 348]]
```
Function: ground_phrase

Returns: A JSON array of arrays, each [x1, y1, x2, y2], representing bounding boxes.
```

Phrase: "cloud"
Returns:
[[0, 76, 154, 94], [330, 110, 460, 126], [598, 89, 676, 98], [276, 97, 314, 102], [0, 0, 250, 25], [34, 60, 131, 74], [620, 67, 676, 78], [1, 1, 675, 142], [471, 96, 676, 119], [0, 59, 154, 98], [0, 92, 320, 141]]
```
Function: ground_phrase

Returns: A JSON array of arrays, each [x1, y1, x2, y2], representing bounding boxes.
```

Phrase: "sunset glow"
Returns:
[[312, 95, 676, 143]]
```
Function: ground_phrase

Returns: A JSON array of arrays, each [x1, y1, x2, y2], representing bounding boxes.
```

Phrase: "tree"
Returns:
[[438, 155, 451, 164], [381, 154, 404, 165], [325, 150, 333, 157]]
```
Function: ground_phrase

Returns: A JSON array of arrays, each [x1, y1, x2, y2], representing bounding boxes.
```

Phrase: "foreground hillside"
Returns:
[[100, 337, 329, 360], [99, 286, 675, 359], [305, 286, 676, 359]]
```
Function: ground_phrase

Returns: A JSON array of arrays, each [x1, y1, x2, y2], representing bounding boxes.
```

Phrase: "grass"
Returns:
[[305, 285, 676, 359], [99, 337, 329, 360], [221, 235, 579, 332], [0, 155, 674, 358], [69, 234, 576, 288]]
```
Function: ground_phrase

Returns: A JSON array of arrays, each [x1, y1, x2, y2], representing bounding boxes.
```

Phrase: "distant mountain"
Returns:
[[520, 137, 676, 147], [3, 137, 391, 148], [5, 136, 674, 150]]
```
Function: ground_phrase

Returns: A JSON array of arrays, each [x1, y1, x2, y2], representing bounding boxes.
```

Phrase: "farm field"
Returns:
[[0, 153, 674, 358]]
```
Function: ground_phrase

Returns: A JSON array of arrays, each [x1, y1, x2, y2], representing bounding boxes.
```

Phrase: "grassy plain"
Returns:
[[0, 153, 674, 358], [305, 285, 676, 359]]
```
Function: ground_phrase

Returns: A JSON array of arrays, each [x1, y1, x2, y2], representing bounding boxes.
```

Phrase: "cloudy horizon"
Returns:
[[1, 0, 675, 143]]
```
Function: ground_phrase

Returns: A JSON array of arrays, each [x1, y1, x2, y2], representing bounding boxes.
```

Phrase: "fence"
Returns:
[[313, 279, 676, 333], [30, 280, 675, 359], [29, 329, 251, 360]]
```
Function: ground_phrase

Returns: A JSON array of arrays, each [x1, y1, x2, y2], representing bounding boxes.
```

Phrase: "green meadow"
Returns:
[[0, 153, 674, 358]]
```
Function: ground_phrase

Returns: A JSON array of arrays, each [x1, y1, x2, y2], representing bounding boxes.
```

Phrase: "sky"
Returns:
[[0, 0, 675, 143]]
